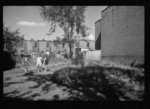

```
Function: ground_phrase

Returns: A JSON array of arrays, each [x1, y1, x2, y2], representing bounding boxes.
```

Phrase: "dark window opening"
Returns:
[[34, 42, 38, 48], [47, 42, 49, 47], [95, 33, 101, 50], [62, 42, 65, 48], [86, 42, 90, 48]]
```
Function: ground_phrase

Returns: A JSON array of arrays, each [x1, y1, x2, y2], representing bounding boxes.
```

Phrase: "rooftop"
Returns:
[[95, 19, 101, 24], [101, 6, 110, 13]]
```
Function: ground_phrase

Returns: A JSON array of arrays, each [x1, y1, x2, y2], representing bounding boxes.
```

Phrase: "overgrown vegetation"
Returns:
[[50, 65, 144, 100], [72, 52, 85, 67], [3, 24, 25, 71], [48, 56, 144, 100], [101, 56, 144, 69], [3, 24, 24, 52], [4, 54, 144, 100]]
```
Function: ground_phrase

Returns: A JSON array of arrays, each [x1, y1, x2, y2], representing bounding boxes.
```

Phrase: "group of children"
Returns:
[[22, 51, 50, 73], [36, 51, 50, 72]]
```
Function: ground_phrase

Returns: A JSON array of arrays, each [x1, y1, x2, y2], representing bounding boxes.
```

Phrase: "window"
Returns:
[[95, 33, 101, 50], [62, 42, 65, 48], [35, 42, 37, 48], [47, 42, 49, 47], [86, 42, 90, 48], [76, 42, 80, 48]]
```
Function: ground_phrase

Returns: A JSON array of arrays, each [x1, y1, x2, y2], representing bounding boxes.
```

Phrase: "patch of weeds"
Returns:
[[51, 64, 144, 101], [101, 56, 144, 68], [51, 66, 119, 100]]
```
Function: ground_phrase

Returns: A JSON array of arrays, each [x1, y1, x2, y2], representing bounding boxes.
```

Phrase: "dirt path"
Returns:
[[3, 65, 84, 101]]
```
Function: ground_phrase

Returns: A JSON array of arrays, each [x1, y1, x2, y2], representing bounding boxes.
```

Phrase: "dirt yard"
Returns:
[[3, 61, 84, 101], [3, 58, 144, 101]]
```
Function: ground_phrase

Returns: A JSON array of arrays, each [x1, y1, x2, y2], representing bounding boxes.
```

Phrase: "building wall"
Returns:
[[77, 40, 95, 50], [38, 41, 47, 53], [79, 40, 87, 49], [89, 41, 95, 50], [24, 41, 35, 53], [100, 6, 144, 56], [22, 39, 95, 54], [49, 41, 56, 52]]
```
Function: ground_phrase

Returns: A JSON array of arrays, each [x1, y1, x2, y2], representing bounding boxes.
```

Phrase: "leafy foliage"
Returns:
[[72, 51, 85, 67], [3, 24, 24, 53], [53, 36, 61, 51]]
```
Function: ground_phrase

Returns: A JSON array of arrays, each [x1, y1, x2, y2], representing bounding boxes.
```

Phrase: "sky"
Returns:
[[3, 6, 107, 41]]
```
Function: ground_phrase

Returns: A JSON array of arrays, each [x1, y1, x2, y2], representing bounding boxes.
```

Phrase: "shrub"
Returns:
[[72, 52, 85, 67]]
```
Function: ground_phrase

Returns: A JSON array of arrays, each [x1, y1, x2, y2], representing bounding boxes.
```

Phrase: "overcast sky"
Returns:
[[3, 6, 107, 41]]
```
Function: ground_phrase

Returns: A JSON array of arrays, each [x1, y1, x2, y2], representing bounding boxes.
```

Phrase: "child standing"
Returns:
[[36, 55, 42, 71]]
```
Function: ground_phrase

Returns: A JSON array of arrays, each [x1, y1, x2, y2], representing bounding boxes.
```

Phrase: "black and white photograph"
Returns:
[[3, 6, 144, 101]]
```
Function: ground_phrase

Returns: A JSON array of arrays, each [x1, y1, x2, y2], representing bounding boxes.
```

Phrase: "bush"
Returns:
[[72, 52, 85, 67]]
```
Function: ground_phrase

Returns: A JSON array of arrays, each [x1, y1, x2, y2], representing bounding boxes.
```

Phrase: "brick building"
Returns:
[[22, 38, 95, 55], [95, 6, 144, 56], [23, 39, 56, 54]]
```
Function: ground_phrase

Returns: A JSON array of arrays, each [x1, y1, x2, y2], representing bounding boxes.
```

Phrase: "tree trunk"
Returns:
[[69, 41, 73, 59], [69, 25, 74, 59]]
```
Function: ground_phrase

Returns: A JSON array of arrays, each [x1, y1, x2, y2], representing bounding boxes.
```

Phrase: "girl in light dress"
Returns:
[[36, 54, 43, 72]]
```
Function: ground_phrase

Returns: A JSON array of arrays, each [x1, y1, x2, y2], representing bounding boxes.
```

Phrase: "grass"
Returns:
[[101, 55, 144, 68]]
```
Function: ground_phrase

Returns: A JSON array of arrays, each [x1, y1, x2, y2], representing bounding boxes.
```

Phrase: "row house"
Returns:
[[22, 38, 95, 55]]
